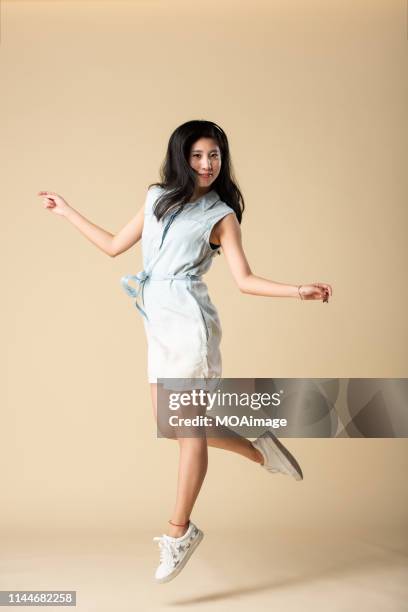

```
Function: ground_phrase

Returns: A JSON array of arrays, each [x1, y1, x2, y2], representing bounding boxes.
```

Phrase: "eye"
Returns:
[[192, 153, 219, 158]]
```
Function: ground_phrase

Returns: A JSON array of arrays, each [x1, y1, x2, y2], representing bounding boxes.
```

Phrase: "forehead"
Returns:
[[190, 137, 220, 152]]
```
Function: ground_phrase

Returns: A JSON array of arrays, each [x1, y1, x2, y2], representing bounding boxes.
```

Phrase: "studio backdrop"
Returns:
[[2, 0, 407, 534]]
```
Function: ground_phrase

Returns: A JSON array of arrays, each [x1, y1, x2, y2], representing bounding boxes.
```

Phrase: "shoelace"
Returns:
[[153, 536, 179, 567]]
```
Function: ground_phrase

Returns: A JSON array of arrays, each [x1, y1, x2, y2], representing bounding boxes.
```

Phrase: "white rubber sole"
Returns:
[[263, 431, 304, 481], [154, 529, 204, 584]]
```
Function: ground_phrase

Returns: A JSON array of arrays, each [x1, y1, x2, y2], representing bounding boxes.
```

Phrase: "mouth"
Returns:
[[199, 174, 213, 178]]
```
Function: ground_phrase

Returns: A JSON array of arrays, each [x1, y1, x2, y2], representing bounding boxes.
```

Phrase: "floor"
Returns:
[[0, 523, 407, 611]]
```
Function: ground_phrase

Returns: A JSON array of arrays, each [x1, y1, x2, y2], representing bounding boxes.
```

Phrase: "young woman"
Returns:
[[38, 120, 332, 584]]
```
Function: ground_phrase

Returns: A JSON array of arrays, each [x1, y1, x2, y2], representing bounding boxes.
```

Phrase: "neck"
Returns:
[[190, 186, 211, 203]]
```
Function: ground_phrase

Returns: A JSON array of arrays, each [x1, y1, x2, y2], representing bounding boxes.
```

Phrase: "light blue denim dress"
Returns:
[[120, 185, 235, 384]]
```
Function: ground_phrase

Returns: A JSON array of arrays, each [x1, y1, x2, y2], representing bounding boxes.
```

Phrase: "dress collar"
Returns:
[[159, 186, 221, 212], [187, 189, 220, 210]]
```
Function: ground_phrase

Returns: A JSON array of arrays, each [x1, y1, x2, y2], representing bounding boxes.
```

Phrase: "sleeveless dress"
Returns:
[[120, 185, 235, 386]]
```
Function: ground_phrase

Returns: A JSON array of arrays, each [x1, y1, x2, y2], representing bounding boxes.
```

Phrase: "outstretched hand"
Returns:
[[37, 191, 71, 216], [299, 283, 332, 303]]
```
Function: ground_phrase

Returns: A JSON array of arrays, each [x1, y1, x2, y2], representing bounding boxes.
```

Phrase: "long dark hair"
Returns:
[[148, 120, 245, 223]]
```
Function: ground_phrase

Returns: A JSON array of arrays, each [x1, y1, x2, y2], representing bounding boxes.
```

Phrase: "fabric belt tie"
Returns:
[[120, 270, 202, 320]]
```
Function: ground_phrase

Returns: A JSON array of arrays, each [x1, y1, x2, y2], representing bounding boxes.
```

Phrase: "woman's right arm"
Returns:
[[38, 190, 144, 257]]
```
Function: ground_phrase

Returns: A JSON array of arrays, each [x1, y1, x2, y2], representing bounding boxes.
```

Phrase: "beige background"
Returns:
[[1, 1, 407, 609]]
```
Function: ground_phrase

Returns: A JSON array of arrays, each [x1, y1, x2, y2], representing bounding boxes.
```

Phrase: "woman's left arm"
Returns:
[[216, 213, 333, 303]]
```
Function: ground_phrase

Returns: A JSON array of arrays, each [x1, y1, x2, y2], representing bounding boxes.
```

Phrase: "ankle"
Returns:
[[166, 519, 189, 539], [251, 443, 264, 465], [167, 525, 188, 538]]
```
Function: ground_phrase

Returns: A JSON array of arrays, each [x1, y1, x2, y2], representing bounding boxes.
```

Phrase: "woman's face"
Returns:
[[188, 137, 221, 189]]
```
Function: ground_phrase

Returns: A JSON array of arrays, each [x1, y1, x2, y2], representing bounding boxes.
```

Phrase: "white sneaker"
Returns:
[[252, 431, 303, 481], [153, 521, 204, 583]]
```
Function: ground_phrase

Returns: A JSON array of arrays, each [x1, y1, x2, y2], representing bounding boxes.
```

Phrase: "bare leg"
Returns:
[[150, 384, 265, 539], [169, 436, 208, 537], [150, 384, 209, 538], [150, 384, 263, 464], [205, 422, 264, 463]]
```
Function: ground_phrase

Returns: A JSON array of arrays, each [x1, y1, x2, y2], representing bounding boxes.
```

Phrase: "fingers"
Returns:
[[37, 191, 57, 209], [316, 282, 333, 296], [311, 283, 330, 303], [40, 194, 56, 208], [313, 282, 333, 302], [321, 288, 330, 303]]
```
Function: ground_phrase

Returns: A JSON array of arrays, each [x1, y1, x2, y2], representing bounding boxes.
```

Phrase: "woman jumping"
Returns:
[[38, 119, 332, 584]]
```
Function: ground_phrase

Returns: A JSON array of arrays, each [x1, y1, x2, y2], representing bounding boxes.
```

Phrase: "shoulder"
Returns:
[[147, 184, 166, 199], [145, 184, 166, 214], [200, 198, 236, 243], [205, 197, 236, 223]]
